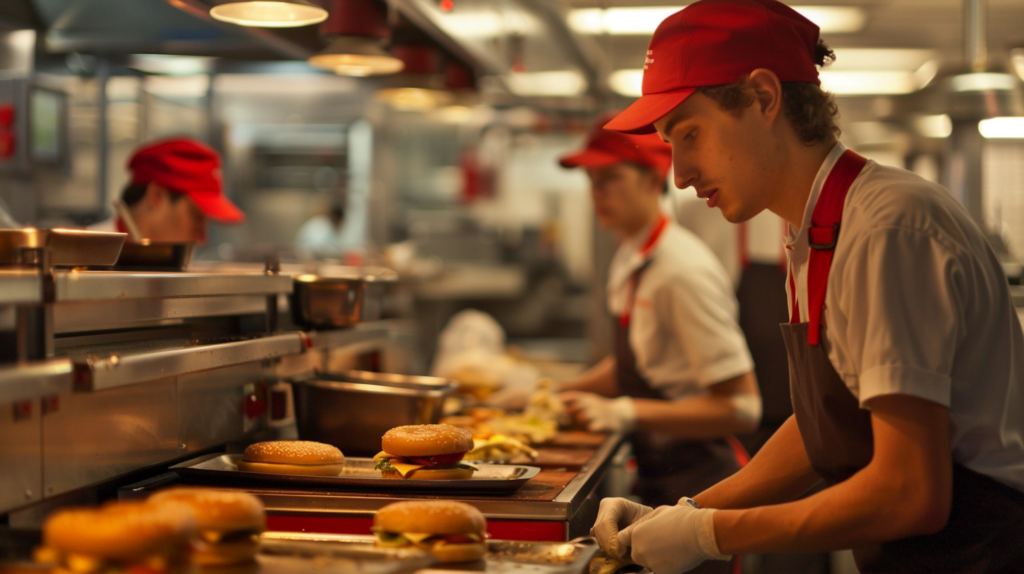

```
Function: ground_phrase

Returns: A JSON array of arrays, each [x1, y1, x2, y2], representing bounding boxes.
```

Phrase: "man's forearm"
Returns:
[[693, 416, 820, 509], [559, 356, 620, 396]]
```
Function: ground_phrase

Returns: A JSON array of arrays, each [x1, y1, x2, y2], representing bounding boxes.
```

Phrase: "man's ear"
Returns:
[[747, 68, 783, 123], [145, 183, 167, 207]]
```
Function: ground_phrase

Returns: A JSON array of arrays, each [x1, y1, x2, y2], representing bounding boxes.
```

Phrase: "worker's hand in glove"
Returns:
[[559, 392, 636, 433], [590, 497, 653, 558], [618, 498, 730, 574]]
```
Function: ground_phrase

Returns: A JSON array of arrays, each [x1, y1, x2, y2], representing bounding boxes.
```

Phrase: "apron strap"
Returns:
[[619, 215, 670, 328], [802, 150, 868, 346]]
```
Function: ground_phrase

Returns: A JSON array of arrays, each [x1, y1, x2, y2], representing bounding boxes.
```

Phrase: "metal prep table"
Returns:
[[121, 432, 626, 543]]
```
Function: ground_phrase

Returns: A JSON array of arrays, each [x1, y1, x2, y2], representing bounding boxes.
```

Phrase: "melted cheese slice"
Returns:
[[373, 451, 477, 476]]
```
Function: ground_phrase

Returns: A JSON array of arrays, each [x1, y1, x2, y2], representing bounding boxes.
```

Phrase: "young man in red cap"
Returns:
[[90, 137, 244, 242], [591, 0, 1024, 573], [558, 117, 761, 568]]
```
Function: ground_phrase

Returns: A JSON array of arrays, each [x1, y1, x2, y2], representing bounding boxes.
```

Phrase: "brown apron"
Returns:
[[783, 149, 1024, 573], [612, 215, 740, 510]]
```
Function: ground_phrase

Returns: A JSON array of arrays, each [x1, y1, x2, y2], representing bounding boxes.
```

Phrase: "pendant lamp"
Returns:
[[210, 0, 328, 28], [307, 0, 403, 76], [375, 45, 452, 111]]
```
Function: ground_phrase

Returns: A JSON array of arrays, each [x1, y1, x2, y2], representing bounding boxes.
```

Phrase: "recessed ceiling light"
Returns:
[[210, 1, 327, 28], [820, 71, 919, 95], [979, 117, 1024, 139], [609, 69, 643, 98], [505, 71, 587, 97], [949, 72, 1017, 93], [568, 5, 866, 35], [913, 114, 953, 139]]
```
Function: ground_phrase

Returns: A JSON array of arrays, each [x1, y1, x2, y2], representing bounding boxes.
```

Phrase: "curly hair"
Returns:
[[698, 40, 840, 146]]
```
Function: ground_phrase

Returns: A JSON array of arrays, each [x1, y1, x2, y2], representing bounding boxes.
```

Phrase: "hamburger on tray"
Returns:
[[372, 500, 487, 563], [373, 424, 479, 480], [149, 488, 266, 566], [35, 500, 196, 574], [236, 440, 345, 476]]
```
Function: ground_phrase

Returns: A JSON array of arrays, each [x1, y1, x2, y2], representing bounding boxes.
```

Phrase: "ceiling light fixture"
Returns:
[[609, 69, 643, 98], [913, 114, 953, 138], [128, 54, 216, 75], [979, 117, 1024, 139], [568, 5, 866, 35], [210, 0, 327, 28], [505, 70, 587, 97], [307, 0, 403, 77], [948, 72, 1017, 92]]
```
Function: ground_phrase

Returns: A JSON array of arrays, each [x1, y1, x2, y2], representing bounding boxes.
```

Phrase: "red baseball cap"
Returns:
[[605, 0, 821, 135], [559, 113, 672, 177], [128, 138, 244, 224]]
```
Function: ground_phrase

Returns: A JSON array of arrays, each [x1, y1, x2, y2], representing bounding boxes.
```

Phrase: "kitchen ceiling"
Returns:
[[563, 0, 1024, 90]]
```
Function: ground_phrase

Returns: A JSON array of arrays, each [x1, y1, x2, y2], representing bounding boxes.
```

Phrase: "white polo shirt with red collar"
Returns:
[[786, 142, 1024, 492], [608, 218, 754, 399]]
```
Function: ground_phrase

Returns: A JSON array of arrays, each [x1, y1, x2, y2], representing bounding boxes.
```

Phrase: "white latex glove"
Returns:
[[618, 498, 730, 574], [590, 497, 654, 558], [561, 392, 637, 433]]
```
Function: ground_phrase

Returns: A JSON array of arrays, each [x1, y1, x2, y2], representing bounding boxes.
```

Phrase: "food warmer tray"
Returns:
[[172, 454, 540, 494], [260, 533, 602, 574]]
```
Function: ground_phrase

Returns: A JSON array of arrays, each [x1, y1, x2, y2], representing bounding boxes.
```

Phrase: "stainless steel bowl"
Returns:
[[114, 241, 196, 271], [289, 274, 365, 329], [292, 371, 457, 456]]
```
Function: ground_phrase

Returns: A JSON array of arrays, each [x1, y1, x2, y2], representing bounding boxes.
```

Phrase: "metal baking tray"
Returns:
[[260, 533, 601, 574], [172, 454, 539, 493], [197, 535, 435, 574], [113, 241, 195, 271], [0, 228, 125, 267]]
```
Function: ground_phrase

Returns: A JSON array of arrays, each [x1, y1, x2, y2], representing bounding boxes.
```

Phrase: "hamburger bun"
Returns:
[[382, 425, 473, 457], [43, 501, 196, 563], [239, 441, 345, 476], [373, 501, 486, 563], [149, 488, 265, 532]]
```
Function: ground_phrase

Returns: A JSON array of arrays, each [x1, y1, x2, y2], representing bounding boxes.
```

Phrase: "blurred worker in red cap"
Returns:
[[558, 114, 760, 574], [89, 137, 244, 242], [590, 1, 1024, 573]]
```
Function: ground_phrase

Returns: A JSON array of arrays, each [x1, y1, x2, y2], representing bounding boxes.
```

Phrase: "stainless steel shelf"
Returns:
[[74, 333, 305, 391], [0, 359, 74, 402], [53, 271, 293, 302], [304, 321, 397, 352]]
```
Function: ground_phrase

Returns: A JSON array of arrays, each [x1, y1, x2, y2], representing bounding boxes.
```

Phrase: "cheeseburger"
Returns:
[[372, 501, 487, 562], [39, 500, 195, 573], [374, 424, 477, 479], [237, 441, 345, 476], [149, 488, 265, 565]]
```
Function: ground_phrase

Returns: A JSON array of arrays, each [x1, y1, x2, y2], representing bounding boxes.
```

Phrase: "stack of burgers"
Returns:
[[36, 489, 266, 573]]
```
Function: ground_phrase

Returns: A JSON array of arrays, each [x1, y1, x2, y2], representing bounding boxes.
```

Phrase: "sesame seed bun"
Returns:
[[149, 488, 265, 533], [374, 501, 486, 536], [373, 501, 486, 563], [382, 425, 474, 457], [43, 501, 196, 562], [239, 441, 345, 476]]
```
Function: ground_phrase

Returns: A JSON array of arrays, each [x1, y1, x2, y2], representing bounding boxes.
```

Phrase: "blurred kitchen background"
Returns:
[[0, 0, 1023, 372]]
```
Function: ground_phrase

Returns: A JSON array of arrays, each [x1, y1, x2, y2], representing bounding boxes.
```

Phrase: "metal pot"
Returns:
[[289, 274, 365, 329], [292, 371, 457, 456]]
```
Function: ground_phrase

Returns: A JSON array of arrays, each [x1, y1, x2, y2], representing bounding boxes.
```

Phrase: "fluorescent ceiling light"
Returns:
[[568, 5, 866, 35], [129, 54, 216, 75], [610, 69, 643, 98], [914, 114, 952, 139], [506, 71, 586, 97], [820, 71, 923, 95], [949, 72, 1016, 92], [442, 11, 540, 38], [828, 48, 936, 71], [979, 117, 1024, 139], [210, 1, 327, 28]]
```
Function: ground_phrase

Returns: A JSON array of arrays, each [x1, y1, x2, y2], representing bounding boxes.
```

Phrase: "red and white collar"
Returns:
[[785, 142, 848, 250]]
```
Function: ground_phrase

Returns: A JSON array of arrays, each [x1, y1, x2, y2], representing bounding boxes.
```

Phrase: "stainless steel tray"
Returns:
[[0, 228, 125, 267], [196, 535, 436, 574], [259, 533, 601, 574], [290, 274, 365, 329], [172, 454, 540, 493], [113, 241, 195, 271]]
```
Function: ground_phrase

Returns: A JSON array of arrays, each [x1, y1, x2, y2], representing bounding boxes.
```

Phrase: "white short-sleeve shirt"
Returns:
[[786, 142, 1024, 492], [608, 220, 754, 399]]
